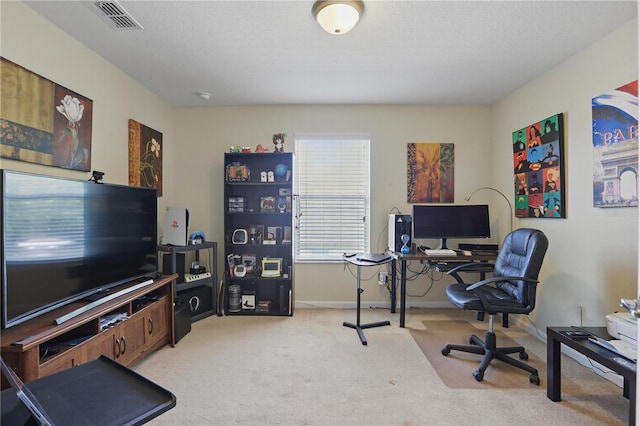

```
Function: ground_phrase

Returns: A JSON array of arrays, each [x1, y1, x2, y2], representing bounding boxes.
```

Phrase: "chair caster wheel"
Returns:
[[530, 375, 540, 385], [519, 351, 529, 360], [469, 337, 476, 345], [473, 370, 483, 382], [441, 347, 450, 356]]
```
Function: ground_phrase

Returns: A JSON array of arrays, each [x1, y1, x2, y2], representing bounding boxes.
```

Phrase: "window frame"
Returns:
[[294, 134, 371, 263]]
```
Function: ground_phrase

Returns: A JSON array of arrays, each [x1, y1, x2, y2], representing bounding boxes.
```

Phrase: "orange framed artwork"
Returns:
[[407, 142, 454, 203]]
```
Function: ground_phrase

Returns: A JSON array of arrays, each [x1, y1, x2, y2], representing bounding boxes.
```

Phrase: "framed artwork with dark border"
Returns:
[[128, 119, 163, 196], [407, 142, 454, 203], [0, 57, 93, 171], [512, 113, 565, 218]]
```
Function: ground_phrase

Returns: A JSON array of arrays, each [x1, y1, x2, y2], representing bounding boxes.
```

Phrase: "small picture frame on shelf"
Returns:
[[260, 196, 276, 212], [227, 253, 235, 276], [241, 292, 256, 311], [242, 254, 257, 273], [226, 163, 250, 181]]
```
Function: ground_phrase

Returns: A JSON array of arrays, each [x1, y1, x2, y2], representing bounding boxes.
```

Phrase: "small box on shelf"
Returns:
[[242, 292, 256, 311]]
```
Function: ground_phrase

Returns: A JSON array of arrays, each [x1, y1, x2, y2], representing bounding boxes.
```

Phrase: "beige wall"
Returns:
[[491, 19, 639, 330], [173, 105, 492, 305], [2, 2, 638, 328], [0, 1, 175, 208]]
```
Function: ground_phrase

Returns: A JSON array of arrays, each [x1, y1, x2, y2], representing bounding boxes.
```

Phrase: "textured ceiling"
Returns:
[[23, 0, 638, 107]]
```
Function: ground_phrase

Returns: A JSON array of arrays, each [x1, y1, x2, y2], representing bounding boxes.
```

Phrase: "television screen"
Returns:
[[1, 170, 158, 329], [412, 204, 490, 249]]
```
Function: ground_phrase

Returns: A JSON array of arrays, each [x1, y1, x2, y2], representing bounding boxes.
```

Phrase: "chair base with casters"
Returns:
[[441, 313, 540, 385], [440, 228, 548, 385]]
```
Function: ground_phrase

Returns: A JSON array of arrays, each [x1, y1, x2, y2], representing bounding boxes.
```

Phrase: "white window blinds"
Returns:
[[294, 136, 370, 262]]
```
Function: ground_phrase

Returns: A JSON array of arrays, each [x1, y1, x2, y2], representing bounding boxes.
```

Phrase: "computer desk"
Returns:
[[388, 251, 497, 328]]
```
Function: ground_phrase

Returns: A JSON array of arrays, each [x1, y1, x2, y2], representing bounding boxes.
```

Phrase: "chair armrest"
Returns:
[[465, 276, 539, 291], [466, 276, 539, 313], [447, 262, 495, 284], [447, 262, 493, 275]]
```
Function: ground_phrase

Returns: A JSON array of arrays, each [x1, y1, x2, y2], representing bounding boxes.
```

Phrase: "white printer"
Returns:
[[606, 312, 638, 344]]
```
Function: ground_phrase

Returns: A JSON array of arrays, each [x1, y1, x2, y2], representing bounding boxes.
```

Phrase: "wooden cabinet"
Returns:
[[223, 152, 294, 316], [1, 275, 176, 385], [145, 299, 169, 346]]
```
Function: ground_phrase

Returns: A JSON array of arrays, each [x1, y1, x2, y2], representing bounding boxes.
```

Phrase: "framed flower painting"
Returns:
[[0, 57, 93, 171], [128, 119, 163, 196]]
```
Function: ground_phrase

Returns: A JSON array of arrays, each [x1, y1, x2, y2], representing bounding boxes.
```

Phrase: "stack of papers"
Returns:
[[589, 336, 637, 361]]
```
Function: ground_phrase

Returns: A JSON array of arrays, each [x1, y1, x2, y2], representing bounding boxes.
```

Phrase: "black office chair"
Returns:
[[441, 228, 548, 384]]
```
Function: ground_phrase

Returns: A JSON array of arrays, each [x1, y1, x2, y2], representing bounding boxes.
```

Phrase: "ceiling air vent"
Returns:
[[84, 1, 143, 30]]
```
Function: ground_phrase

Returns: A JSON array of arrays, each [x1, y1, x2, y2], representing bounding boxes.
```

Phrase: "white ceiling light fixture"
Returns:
[[312, 1, 364, 35]]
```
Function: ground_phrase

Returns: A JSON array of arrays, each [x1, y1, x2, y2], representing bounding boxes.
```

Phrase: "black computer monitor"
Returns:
[[412, 204, 490, 249]]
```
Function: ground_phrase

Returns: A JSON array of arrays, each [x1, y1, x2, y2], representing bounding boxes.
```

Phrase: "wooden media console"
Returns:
[[1, 274, 177, 385]]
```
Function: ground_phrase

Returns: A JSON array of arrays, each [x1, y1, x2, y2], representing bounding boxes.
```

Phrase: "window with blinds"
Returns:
[[294, 136, 370, 262]]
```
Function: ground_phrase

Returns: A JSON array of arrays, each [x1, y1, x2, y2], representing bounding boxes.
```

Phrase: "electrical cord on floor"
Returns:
[[525, 316, 545, 339], [342, 261, 383, 283]]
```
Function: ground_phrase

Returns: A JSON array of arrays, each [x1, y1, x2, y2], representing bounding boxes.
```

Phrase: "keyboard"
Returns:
[[422, 249, 457, 256]]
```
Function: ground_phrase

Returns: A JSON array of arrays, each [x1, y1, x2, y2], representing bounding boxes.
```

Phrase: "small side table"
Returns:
[[343, 254, 392, 345], [547, 326, 636, 426]]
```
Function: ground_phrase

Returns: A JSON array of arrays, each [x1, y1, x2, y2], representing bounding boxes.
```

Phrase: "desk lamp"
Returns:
[[465, 186, 513, 231]]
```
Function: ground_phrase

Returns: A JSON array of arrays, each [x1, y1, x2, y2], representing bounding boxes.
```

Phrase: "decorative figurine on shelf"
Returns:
[[255, 144, 269, 153], [274, 164, 288, 182], [401, 234, 410, 254], [273, 133, 286, 153]]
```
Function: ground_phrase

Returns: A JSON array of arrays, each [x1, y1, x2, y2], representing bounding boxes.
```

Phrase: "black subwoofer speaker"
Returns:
[[163, 253, 186, 283], [174, 298, 191, 343], [177, 285, 213, 319]]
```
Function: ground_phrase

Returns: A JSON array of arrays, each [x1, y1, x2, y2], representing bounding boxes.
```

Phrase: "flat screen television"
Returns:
[[412, 204, 490, 249], [1, 170, 158, 329]]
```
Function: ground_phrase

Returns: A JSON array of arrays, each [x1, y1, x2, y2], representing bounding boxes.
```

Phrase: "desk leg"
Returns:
[[547, 332, 561, 401], [390, 259, 397, 314], [343, 264, 390, 345], [400, 259, 407, 328]]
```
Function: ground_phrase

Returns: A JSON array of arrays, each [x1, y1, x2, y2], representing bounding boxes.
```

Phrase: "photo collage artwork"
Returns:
[[512, 113, 565, 218]]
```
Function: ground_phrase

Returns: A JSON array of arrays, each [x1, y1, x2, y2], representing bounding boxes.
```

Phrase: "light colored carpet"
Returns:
[[134, 308, 629, 425], [410, 320, 546, 389]]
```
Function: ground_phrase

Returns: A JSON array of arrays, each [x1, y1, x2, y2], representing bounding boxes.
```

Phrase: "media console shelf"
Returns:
[[1, 274, 177, 385]]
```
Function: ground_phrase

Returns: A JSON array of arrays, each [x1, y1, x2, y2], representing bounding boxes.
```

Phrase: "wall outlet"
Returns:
[[378, 271, 388, 286]]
